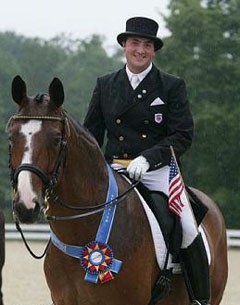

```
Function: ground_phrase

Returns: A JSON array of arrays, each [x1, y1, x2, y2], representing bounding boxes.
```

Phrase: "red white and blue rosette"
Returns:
[[50, 165, 122, 284], [80, 165, 122, 284], [80, 240, 122, 283], [80, 241, 113, 274]]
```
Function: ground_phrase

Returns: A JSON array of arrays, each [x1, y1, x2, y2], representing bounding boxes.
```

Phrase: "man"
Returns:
[[84, 16, 210, 305]]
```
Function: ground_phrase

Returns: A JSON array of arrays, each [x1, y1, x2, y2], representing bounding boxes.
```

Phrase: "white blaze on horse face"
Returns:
[[18, 120, 42, 209]]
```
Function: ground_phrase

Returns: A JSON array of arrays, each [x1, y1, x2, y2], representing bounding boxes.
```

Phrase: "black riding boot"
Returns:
[[180, 233, 210, 305], [146, 191, 182, 257], [144, 191, 182, 305]]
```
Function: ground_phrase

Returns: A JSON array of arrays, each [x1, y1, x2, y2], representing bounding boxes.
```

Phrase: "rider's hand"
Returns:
[[127, 156, 150, 180]]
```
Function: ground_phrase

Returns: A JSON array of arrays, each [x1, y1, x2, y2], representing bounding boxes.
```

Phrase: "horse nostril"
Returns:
[[33, 201, 41, 215], [33, 198, 41, 212], [13, 199, 41, 224]]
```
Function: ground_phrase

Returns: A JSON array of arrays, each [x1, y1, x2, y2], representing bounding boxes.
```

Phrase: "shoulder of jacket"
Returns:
[[98, 68, 124, 83], [151, 64, 182, 84], [159, 70, 183, 83]]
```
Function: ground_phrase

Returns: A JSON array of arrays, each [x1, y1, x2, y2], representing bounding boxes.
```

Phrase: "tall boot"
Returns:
[[143, 191, 181, 304], [147, 191, 182, 258], [180, 233, 210, 305]]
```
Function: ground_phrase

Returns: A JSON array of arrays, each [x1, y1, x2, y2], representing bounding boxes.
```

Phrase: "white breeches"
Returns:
[[112, 163, 199, 248]]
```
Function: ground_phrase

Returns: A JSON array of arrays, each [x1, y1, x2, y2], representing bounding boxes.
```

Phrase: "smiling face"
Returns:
[[122, 36, 155, 74]]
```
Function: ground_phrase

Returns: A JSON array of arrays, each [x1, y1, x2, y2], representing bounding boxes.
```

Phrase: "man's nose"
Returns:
[[136, 45, 145, 54]]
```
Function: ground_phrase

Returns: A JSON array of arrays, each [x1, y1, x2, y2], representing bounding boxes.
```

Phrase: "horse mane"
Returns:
[[62, 110, 105, 164], [62, 110, 98, 145]]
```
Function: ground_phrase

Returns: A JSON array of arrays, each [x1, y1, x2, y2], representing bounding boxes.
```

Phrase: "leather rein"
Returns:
[[8, 114, 67, 202], [7, 114, 139, 259], [8, 113, 139, 221]]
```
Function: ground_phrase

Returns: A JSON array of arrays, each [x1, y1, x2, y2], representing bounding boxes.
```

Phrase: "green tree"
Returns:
[[155, 0, 240, 227], [56, 34, 122, 121], [0, 31, 123, 220]]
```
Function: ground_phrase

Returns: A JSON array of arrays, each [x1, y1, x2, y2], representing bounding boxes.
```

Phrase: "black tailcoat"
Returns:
[[84, 64, 194, 170]]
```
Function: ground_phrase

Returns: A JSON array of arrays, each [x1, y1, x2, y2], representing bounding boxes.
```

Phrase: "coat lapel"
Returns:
[[113, 65, 162, 117], [111, 68, 134, 116]]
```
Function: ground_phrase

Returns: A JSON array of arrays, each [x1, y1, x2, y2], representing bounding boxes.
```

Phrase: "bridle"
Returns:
[[7, 113, 68, 259], [7, 114, 140, 220], [7, 113, 139, 259], [8, 114, 68, 198]]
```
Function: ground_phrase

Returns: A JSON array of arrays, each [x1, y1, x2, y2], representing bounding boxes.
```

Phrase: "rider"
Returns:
[[84, 16, 210, 305]]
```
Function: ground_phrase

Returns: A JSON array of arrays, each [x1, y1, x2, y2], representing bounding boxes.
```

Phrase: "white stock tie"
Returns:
[[131, 75, 140, 89]]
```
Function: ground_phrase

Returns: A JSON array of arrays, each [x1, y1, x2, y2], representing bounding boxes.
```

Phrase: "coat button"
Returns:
[[144, 120, 149, 125], [142, 89, 147, 94], [137, 94, 142, 99], [116, 119, 121, 124], [119, 136, 124, 141], [141, 134, 147, 139]]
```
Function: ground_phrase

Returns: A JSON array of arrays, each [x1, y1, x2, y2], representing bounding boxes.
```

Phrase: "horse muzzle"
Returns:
[[13, 197, 42, 224]]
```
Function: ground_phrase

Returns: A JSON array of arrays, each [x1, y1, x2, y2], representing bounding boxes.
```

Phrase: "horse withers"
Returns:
[[7, 75, 228, 305]]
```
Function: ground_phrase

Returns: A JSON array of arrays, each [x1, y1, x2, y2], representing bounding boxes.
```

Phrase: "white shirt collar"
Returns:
[[126, 63, 152, 83]]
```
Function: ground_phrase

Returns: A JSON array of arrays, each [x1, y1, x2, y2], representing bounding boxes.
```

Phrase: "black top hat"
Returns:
[[117, 17, 163, 51]]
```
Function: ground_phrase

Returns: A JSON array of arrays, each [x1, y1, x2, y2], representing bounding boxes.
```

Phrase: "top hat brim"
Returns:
[[117, 31, 163, 51]]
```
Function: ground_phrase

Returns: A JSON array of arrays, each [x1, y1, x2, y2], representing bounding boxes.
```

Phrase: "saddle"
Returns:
[[118, 171, 209, 305], [134, 182, 209, 305], [136, 182, 208, 227]]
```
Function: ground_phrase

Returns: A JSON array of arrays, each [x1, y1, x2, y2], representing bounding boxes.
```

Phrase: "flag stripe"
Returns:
[[168, 156, 185, 217]]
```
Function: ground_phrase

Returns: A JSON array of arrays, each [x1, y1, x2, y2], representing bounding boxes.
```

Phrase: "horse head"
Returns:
[[8, 75, 66, 223]]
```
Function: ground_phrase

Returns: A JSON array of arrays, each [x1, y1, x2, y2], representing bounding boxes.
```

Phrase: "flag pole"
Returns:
[[169, 145, 199, 230]]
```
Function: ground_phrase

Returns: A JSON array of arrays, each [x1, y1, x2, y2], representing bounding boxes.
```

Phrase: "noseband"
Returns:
[[8, 115, 67, 195], [7, 114, 139, 221]]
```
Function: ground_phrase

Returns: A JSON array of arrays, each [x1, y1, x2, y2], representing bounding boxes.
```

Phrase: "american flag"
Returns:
[[168, 156, 185, 216]]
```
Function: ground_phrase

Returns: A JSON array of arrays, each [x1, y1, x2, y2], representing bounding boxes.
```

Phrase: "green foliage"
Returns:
[[0, 0, 239, 228], [56, 34, 122, 121], [155, 0, 240, 228], [0, 31, 122, 220]]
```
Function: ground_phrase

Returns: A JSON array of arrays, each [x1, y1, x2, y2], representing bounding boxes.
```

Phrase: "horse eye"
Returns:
[[8, 135, 12, 144], [53, 136, 62, 147]]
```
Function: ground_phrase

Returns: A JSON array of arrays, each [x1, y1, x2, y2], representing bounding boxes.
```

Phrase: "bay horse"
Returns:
[[7, 75, 228, 305], [0, 211, 4, 305]]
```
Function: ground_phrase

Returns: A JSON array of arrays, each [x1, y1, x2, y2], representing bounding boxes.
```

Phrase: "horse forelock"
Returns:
[[34, 93, 49, 104], [16, 94, 63, 117]]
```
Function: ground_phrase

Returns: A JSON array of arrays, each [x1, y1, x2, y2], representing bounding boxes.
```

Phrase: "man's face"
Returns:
[[123, 36, 155, 74]]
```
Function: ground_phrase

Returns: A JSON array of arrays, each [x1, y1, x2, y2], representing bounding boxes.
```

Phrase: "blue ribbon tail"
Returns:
[[84, 272, 98, 284], [110, 258, 122, 273]]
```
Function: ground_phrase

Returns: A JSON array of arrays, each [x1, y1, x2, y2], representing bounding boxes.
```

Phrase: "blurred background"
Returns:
[[0, 0, 240, 304], [0, 0, 239, 228]]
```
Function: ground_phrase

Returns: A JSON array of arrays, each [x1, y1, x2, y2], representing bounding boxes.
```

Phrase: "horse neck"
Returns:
[[59, 123, 109, 206], [51, 126, 110, 243]]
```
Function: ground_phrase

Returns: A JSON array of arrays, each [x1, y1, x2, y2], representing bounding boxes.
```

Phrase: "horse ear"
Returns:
[[11, 75, 27, 104], [49, 77, 64, 107]]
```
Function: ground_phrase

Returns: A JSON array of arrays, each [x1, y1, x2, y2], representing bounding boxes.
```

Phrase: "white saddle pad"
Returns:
[[123, 176, 211, 273]]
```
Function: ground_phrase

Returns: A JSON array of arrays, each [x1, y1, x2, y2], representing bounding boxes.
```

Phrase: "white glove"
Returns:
[[127, 156, 150, 180]]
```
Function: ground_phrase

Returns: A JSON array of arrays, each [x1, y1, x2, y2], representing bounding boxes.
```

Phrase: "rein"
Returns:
[[8, 113, 140, 259], [45, 177, 140, 221], [15, 220, 50, 259], [8, 114, 67, 195], [8, 114, 67, 259]]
